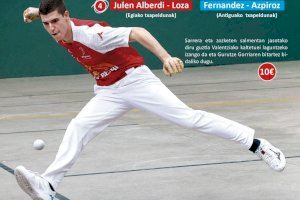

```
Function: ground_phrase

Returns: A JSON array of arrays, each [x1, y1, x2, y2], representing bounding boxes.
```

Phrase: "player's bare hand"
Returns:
[[23, 7, 40, 23], [163, 57, 184, 77]]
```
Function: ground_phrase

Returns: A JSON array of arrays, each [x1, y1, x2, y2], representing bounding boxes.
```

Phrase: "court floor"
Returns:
[[1, 61, 299, 200]]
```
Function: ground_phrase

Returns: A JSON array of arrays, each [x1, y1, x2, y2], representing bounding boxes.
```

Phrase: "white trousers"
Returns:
[[42, 65, 254, 189]]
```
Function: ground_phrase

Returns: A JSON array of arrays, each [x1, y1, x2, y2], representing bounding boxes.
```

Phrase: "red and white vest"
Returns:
[[59, 18, 144, 86]]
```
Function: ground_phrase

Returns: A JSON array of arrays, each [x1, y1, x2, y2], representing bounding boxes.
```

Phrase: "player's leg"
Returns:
[[124, 66, 254, 148], [15, 88, 132, 199], [124, 65, 285, 171]]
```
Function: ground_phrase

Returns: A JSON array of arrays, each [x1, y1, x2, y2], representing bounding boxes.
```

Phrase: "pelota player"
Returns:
[[15, 0, 286, 199]]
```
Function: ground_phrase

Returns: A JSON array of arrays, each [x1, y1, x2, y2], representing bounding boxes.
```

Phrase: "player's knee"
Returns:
[[69, 118, 91, 132], [178, 110, 206, 129]]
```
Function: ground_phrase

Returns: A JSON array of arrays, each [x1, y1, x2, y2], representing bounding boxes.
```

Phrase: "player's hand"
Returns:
[[163, 57, 184, 77], [23, 7, 40, 23]]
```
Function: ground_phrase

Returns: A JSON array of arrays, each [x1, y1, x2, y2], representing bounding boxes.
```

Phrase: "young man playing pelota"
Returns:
[[15, 0, 286, 199]]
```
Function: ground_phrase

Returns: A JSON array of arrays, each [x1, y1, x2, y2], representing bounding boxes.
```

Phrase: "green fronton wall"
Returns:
[[0, 0, 299, 78]]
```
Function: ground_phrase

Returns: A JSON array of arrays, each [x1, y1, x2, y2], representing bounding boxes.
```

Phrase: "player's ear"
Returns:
[[63, 10, 70, 18]]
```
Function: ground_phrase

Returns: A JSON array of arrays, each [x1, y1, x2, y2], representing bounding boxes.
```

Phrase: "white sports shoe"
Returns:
[[255, 139, 286, 172], [14, 166, 57, 200]]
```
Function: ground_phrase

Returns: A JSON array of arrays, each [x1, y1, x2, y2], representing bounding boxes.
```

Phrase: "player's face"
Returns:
[[40, 10, 71, 42]]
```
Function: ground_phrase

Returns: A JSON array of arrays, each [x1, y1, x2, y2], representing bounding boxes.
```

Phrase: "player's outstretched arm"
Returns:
[[129, 27, 184, 77], [23, 7, 40, 23]]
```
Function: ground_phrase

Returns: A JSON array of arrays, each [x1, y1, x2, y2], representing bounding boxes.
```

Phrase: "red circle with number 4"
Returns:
[[95, 1, 106, 12], [93, 0, 109, 13], [258, 62, 277, 81]]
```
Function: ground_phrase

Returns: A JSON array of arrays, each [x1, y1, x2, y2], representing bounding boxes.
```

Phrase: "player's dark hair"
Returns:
[[39, 0, 67, 15]]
